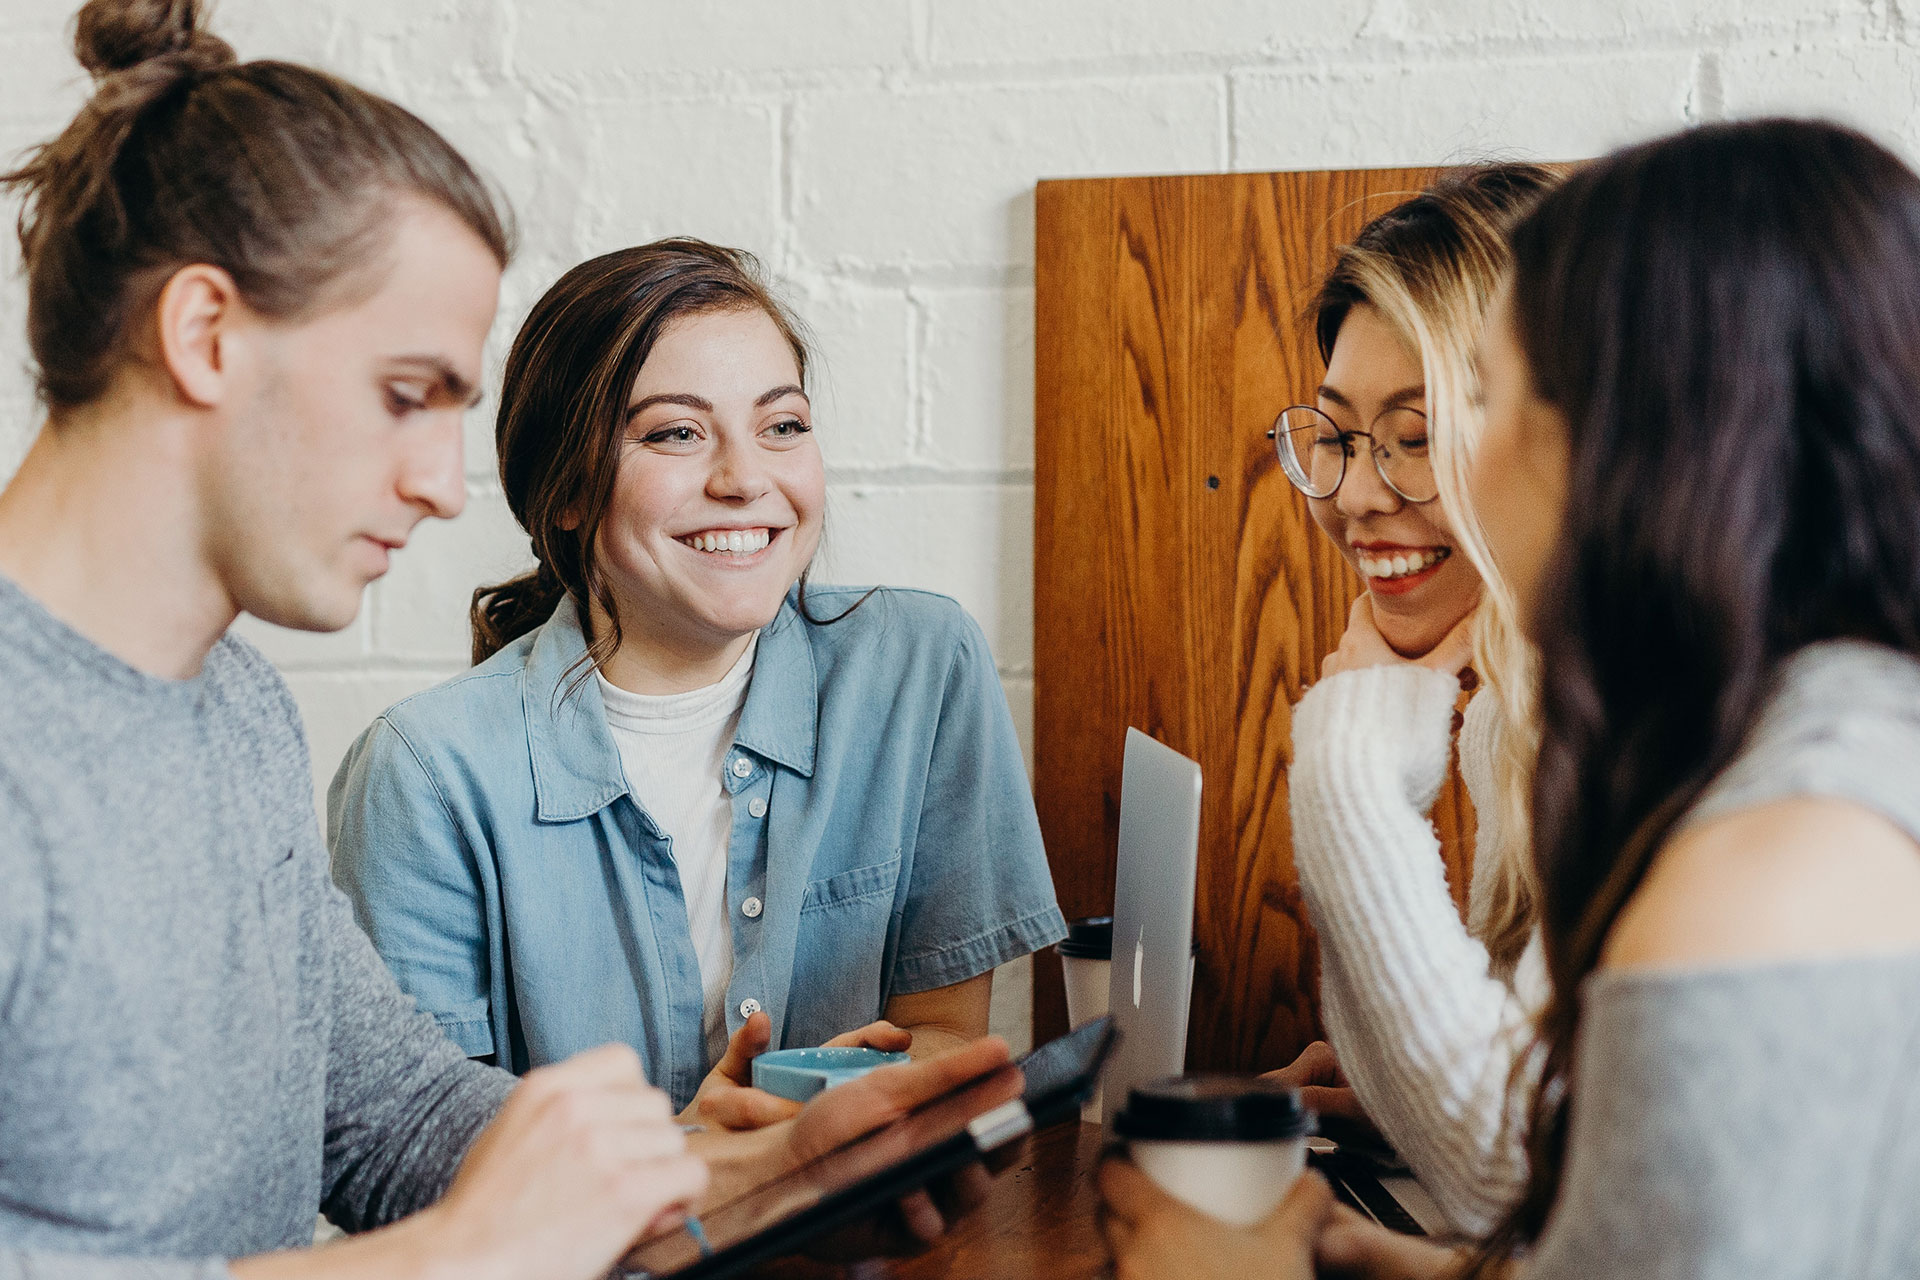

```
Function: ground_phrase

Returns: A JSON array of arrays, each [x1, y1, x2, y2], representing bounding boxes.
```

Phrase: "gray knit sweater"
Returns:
[[1527, 640, 1920, 1277], [0, 575, 515, 1279]]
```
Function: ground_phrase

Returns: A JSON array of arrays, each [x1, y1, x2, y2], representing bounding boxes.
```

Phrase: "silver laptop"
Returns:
[[1100, 727, 1203, 1126], [1093, 731, 1445, 1234]]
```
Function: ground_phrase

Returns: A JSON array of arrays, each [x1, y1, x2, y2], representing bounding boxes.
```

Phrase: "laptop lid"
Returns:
[[1102, 727, 1202, 1125]]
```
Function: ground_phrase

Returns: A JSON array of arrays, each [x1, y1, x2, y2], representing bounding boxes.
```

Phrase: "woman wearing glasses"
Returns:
[[1107, 114, 1920, 1280], [1263, 164, 1555, 1237]]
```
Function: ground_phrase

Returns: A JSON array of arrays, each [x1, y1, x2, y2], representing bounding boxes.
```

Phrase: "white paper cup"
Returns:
[[1115, 1076, 1314, 1226], [1059, 917, 1202, 1122], [1131, 1137, 1307, 1225], [1062, 954, 1110, 1028]]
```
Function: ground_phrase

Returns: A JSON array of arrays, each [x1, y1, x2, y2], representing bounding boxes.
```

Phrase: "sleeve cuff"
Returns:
[[1293, 664, 1462, 811], [428, 1000, 495, 1058], [890, 905, 1069, 995]]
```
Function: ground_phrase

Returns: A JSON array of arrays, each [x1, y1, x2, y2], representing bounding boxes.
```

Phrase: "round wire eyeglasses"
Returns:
[[1266, 404, 1438, 504]]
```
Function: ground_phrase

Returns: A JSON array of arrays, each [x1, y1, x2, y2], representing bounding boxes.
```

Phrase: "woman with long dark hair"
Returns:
[[329, 239, 1064, 1129], [1103, 117, 1920, 1279]]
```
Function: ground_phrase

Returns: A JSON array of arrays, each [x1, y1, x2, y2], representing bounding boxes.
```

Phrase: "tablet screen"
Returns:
[[624, 1018, 1116, 1279]]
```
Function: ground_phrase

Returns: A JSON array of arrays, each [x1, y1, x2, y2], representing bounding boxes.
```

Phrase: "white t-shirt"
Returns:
[[596, 634, 758, 1065]]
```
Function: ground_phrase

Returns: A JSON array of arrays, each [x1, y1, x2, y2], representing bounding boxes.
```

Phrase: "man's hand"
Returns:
[[1261, 1039, 1376, 1134], [1098, 1159, 1332, 1280], [681, 1011, 914, 1131], [1322, 595, 1478, 680], [424, 1044, 708, 1280]]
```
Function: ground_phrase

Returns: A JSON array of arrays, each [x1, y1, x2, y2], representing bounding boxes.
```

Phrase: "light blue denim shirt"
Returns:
[[327, 585, 1064, 1109]]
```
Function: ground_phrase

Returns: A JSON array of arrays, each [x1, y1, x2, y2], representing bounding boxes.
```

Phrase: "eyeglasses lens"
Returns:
[[1275, 406, 1345, 498], [1373, 407, 1437, 503]]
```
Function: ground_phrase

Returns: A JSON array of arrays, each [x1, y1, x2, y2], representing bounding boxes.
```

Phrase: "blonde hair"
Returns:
[[1314, 165, 1556, 976]]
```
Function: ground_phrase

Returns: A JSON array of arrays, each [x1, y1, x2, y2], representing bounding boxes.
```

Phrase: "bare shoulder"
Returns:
[[1602, 797, 1920, 972]]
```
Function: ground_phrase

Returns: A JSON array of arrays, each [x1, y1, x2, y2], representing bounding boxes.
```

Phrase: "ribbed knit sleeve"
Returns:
[[1289, 664, 1539, 1237]]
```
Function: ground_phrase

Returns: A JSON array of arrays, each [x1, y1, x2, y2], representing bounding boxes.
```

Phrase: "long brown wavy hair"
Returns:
[[470, 239, 822, 675], [1470, 119, 1920, 1270]]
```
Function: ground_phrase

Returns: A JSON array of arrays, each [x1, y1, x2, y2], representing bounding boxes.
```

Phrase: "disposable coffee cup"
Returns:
[[1113, 1075, 1314, 1226], [1059, 916, 1202, 1028], [1059, 916, 1115, 1029], [1059, 916, 1203, 1122]]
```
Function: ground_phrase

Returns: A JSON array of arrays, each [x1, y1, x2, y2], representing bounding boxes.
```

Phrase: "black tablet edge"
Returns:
[[649, 1121, 991, 1280], [641, 1019, 1117, 1280]]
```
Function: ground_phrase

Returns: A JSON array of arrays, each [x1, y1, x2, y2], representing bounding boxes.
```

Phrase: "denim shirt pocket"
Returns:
[[787, 853, 904, 1043], [799, 854, 903, 915]]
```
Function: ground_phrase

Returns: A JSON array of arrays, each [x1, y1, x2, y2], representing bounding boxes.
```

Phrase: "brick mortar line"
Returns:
[[405, 19, 1873, 105], [826, 466, 1035, 485]]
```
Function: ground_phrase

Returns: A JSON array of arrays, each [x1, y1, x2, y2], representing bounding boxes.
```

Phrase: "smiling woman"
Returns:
[[327, 239, 1065, 1129], [1263, 164, 1559, 1238], [1295, 301, 1479, 648]]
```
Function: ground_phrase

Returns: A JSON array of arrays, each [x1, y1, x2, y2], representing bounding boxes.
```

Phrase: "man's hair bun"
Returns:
[[73, 0, 233, 80]]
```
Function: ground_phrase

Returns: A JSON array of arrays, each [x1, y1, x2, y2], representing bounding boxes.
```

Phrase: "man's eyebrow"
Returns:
[[626, 393, 717, 421], [392, 356, 483, 408], [756, 384, 807, 408]]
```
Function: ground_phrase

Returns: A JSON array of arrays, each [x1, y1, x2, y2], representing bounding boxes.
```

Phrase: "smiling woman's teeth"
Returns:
[[680, 529, 771, 555], [1356, 547, 1450, 580]]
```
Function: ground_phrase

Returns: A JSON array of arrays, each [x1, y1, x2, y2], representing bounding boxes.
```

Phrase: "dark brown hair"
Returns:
[[3, 0, 510, 411], [472, 238, 845, 674], [1472, 119, 1920, 1269]]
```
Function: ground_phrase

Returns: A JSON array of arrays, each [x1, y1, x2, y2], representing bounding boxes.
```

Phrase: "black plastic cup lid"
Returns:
[[1059, 916, 1113, 959], [1058, 916, 1201, 960], [1113, 1074, 1315, 1143]]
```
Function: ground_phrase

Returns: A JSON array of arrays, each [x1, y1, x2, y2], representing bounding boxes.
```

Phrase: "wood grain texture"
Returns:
[[745, 1121, 1107, 1280], [1033, 167, 1477, 1072]]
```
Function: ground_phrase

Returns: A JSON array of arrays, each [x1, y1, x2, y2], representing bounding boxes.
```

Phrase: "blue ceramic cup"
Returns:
[[751, 1046, 911, 1103]]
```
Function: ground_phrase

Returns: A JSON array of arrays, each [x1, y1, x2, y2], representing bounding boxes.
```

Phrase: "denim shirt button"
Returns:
[[747, 797, 768, 819], [739, 997, 762, 1018], [742, 896, 764, 919], [730, 756, 753, 779]]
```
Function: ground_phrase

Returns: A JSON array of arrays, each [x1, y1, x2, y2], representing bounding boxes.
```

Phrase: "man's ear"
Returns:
[[155, 264, 245, 409]]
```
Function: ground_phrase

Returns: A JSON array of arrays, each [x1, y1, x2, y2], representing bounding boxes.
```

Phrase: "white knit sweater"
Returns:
[[1289, 664, 1545, 1237]]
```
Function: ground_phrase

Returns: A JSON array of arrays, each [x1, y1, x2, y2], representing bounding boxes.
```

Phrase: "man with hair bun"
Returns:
[[0, 3, 1012, 1279]]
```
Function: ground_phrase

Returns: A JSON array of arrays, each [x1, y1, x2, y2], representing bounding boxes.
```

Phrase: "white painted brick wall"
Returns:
[[5, 0, 1919, 1049]]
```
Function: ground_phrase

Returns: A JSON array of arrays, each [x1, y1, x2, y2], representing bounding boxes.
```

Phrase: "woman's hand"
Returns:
[[425, 1044, 708, 1280], [680, 1011, 914, 1131], [1098, 1159, 1333, 1280], [1261, 1039, 1377, 1137], [1323, 595, 1478, 681], [784, 1036, 1021, 1257], [1317, 1203, 1475, 1279]]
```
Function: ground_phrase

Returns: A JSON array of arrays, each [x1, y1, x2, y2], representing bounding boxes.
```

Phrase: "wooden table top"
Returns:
[[746, 1120, 1110, 1280]]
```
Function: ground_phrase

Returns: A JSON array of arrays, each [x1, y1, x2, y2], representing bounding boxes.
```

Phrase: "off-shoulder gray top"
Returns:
[[1526, 640, 1920, 1279]]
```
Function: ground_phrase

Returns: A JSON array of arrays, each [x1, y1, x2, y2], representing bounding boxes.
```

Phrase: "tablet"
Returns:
[[624, 1017, 1118, 1279]]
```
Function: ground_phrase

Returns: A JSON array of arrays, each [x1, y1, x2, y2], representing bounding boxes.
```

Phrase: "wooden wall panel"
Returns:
[[1034, 167, 1476, 1072]]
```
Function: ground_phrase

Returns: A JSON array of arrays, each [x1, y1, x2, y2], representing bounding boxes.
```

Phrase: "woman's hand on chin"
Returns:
[[1098, 1159, 1333, 1280], [1322, 595, 1478, 682]]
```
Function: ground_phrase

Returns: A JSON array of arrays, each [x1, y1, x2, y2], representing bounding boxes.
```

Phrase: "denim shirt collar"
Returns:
[[523, 592, 819, 822]]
